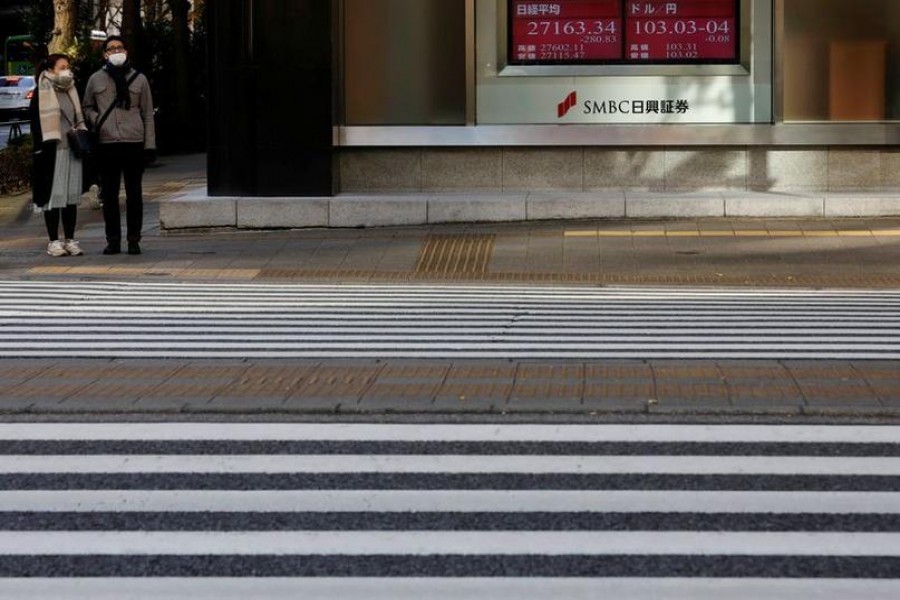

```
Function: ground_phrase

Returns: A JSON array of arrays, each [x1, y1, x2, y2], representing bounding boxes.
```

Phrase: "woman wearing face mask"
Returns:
[[29, 53, 88, 257]]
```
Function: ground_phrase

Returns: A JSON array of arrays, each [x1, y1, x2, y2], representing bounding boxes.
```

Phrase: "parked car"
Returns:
[[0, 76, 35, 122]]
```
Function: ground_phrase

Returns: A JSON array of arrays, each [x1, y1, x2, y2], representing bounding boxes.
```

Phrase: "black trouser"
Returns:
[[43, 206, 77, 241], [98, 142, 145, 245]]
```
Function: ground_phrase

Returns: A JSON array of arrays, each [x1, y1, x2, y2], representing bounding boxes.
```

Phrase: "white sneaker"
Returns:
[[47, 240, 67, 257], [63, 240, 83, 256]]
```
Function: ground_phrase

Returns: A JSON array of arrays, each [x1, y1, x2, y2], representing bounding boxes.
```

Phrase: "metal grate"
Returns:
[[415, 234, 495, 276]]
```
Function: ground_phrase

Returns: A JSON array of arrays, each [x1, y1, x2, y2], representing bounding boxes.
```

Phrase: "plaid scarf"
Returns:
[[37, 72, 84, 142]]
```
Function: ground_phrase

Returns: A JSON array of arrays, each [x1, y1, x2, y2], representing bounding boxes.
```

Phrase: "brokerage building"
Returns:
[[173, 0, 900, 230]]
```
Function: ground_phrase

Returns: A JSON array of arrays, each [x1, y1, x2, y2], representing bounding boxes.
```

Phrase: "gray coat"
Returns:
[[82, 68, 156, 149]]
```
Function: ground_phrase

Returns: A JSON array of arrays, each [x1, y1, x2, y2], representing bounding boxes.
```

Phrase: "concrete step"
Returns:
[[160, 189, 900, 230]]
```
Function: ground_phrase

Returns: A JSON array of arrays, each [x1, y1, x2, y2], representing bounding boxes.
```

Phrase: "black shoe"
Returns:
[[127, 242, 142, 255], [103, 245, 121, 255]]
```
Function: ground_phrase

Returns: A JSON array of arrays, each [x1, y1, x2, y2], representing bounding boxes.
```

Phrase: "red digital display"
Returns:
[[511, 1, 622, 62], [626, 1, 737, 61], [510, 0, 739, 64]]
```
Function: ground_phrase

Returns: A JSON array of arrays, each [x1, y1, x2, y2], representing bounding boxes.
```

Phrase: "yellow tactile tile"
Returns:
[[103, 267, 146, 275], [26, 266, 262, 280], [768, 230, 805, 237], [566, 228, 890, 239], [698, 231, 736, 237], [32, 266, 63, 275], [215, 269, 261, 280]]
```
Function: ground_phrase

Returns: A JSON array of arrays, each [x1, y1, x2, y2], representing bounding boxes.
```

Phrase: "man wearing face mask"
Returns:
[[82, 35, 156, 255]]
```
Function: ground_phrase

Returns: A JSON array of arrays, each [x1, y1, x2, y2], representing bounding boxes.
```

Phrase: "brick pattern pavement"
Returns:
[[1, 359, 898, 417]]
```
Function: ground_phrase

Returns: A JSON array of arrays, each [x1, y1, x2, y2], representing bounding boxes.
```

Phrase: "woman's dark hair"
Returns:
[[102, 35, 126, 52], [36, 53, 70, 78]]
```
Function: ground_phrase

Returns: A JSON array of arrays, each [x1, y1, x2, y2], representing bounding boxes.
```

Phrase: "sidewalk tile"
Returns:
[[361, 363, 451, 411], [138, 362, 249, 408], [718, 362, 805, 410], [784, 362, 883, 408], [3, 363, 99, 405], [650, 361, 730, 409], [507, 363, 584, 411], [209, 363, 319, 409], [287, 364, 384, 408], [432, 362, 514, 411], [0, 361, 55, 408], [583, 361, 654, 411], [63, 379, 160, 406], [850, 361, 900, 404]]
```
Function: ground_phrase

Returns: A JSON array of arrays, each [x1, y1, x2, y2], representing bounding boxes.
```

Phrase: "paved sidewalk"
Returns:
[[1, 153, 900, 287], [0, 359, 898, 419], [1, 154, 899, 420]]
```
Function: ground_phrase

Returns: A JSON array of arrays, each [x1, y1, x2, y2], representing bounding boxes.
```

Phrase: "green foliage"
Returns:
[[0, 136, 33, 195]]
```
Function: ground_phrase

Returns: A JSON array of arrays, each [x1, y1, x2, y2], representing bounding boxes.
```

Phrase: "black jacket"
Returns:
[[29, 86, 56, 207]]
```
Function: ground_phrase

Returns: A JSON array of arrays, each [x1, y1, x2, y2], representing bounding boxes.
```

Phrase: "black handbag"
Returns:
[[67, 129, 94, 159]]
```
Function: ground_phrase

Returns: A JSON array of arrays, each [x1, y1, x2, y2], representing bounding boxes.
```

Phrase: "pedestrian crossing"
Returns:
[[1, 281, 900, 359], [0, 423, 897, 599]]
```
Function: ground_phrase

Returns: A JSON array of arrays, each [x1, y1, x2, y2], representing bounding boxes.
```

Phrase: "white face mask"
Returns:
[[56, 69, 74, 85], [108, 52, 127, 67]]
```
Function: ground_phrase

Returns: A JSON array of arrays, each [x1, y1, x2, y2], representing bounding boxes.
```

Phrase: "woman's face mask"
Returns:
[[56, 69, 74, 85], [108, 52, 128, 67]]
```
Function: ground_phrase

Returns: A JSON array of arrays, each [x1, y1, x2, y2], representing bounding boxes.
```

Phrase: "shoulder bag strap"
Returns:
[[93, 71, 141, 132]]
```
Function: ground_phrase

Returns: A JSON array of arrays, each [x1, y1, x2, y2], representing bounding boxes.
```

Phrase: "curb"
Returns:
[[159, 190, 900, 231]]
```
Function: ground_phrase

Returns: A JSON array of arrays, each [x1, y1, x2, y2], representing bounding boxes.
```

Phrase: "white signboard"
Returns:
[[477, 76, 765, 124]]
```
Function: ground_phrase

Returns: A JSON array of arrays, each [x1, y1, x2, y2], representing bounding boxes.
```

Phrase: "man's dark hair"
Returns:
[[102, 35, 126, 52]]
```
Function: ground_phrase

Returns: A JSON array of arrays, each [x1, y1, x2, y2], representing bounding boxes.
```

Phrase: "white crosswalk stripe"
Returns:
[[0, 423, 897, 599], [1, 281, 900, 359]]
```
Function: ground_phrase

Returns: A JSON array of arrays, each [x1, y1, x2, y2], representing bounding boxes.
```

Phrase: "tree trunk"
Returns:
[[49, 0, 79, 54]]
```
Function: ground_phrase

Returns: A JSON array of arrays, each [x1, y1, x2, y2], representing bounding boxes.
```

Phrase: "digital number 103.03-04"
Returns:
[[633, 19, 732, 36]]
